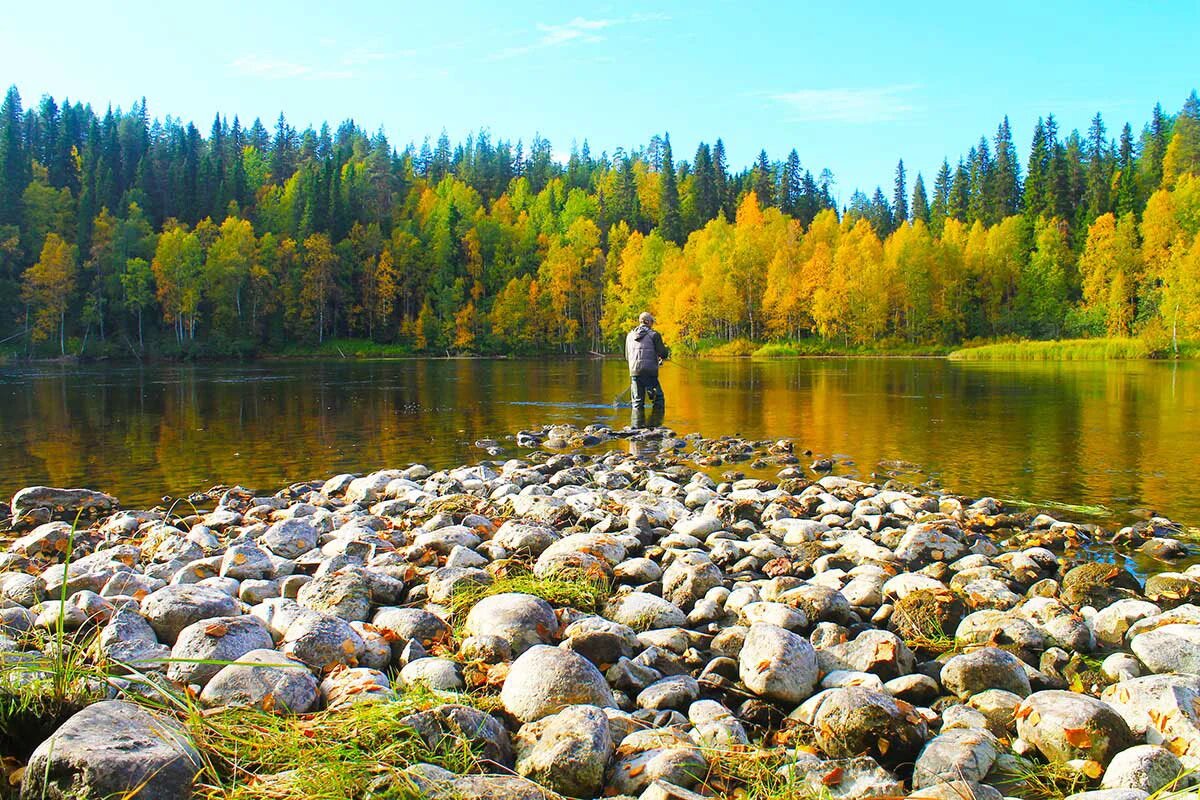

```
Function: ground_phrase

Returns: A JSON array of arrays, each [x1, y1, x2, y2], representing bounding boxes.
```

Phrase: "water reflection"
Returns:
[[0, 358, 1197, 529]]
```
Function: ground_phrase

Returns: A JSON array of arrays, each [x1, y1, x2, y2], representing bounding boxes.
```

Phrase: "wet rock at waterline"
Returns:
[[4, 424, 1200, 800]]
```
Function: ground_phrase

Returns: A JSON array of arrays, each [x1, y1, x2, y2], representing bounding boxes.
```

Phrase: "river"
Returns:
[[1, 358, 1198, 535]]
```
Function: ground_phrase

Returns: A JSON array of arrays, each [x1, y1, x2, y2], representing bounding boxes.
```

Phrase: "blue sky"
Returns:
[[1, 0, 1197, 203]]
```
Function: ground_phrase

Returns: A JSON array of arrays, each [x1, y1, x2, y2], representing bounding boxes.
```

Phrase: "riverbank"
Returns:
[[4, 424, 1200, 799]]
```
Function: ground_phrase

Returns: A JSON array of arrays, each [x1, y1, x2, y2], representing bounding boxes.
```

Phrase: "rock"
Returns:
[[1130, 624, 1200, 674], [1101, 674, 1200, 758], [463, 593, 557, 656], [910, 782, 1003, 800], [399, 704, 514, 768], [1064, 792, 1149, 800], [20, 700, 200, 799], [501, 645, 616, 722], [941, 647, 1031, 699], [912, 728, 999, 788], [786, 756, 904, 800], [11, 486, 117, 522], [449, 774, 569, 800], [738, 623, 819, 704], [807, 686, 927, 767], [262, 518, 319, 559], [280, 612, 364, 671], [140, 585, 241, 644], [493, 521, 560, 556], [661, 555, 723, 612], [687, 700, 748, 749], [220, 539, 276, 581], [606, 729, 707, 795], [1093, 600, 1162, 648], [1015, 690, 1135, 764], [400, 657, 464, 691], [199, 648, 319, 712], [514, 704, 614, 798], [895, 521, 965, 563], [167, 615, 275, 686], [370, 606, 451, 647], [816, 629, 915, 680], [605, 593, 687, 631], [321, 667, 391, 710], [296, 569, 372, 622], [1101, 745, 1183, 793], [637, 675, 700, 711]]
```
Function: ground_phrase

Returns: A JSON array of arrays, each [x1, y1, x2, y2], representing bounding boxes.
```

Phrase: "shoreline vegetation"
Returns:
[[2, 425, 1200, 799], [5, 334, 1199, 364], [2, 87, 1200, 367]]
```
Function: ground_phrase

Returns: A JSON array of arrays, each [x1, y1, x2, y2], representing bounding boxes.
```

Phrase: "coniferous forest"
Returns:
[[1, 85, 1199, 358]]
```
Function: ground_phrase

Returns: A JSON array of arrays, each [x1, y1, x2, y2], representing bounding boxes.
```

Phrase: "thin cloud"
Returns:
[[230, 55, 352, 81], [767, 85, 922, 124], [491, 13, 668, 60], [341, 47, 414, 66]]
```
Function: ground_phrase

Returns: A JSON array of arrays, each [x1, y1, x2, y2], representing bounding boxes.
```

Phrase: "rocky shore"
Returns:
[[3, 424, 1200, 800]]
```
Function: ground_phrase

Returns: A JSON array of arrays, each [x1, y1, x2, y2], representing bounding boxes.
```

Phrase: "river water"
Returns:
[[1, 358, 1198, 534]]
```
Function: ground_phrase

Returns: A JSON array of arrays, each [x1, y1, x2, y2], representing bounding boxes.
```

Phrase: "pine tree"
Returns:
[[658, 134, 683, 244], [950, 159, 970, 221], [1141, 103, 1168, 192], [992, 116, 1021, 218], [1024, 118, 1050, 218], [1114, 123, 1138, 216], [692, 143, 719, 223], [0, 86, 29, 227], [869, 187, 892, 235], [780, 149, 802, 217], [892, 159, 908, 226], [1083, 112, 1112, 218], [967, 140, 992, 224], [1163, 91, 1200, 187], [753, 149, 774, 207], [931, 160, 952, 232], [911, 173, 930, 225], [712, 139, 730, 219]]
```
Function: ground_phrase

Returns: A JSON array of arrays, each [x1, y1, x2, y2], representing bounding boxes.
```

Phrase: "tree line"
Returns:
[[1, 85, 1198, 357]]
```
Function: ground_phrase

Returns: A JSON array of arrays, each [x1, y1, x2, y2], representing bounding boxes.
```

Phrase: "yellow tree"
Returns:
[[300, 233, 337, 343], [205, 216, 257, 337], [1079, 213, 1141, 336], [152, 225, 203, 342], [933, 219, 970, 341], [21, 233, 77, 354]]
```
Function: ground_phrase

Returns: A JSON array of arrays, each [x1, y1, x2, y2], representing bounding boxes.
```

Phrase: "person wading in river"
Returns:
[[625, 311, 669, 428]]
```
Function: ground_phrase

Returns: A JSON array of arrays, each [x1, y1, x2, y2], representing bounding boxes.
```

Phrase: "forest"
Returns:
[[1, 85, 1198, 357]]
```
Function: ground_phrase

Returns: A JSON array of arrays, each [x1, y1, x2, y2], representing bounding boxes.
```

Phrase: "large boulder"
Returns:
[[1130, 624, 1200, 674], [463, 593, 557, 656], [806, 687, 927, 768], [20, 700, 201, 799], [199, 648, 320, 713], [501, 645, 616, 722], [738, 623, 819, 704], [166, 615, 274, 687], [941, 647, 1031, 699], [912, 728, 999, 788], [11, 486, 117, 523], [513, 704, 614, 798], [1101, 674, 1200, 758], [140, 585, 241, 644], [1015, 690, 1135, 764], [399, 704, 514, 769]]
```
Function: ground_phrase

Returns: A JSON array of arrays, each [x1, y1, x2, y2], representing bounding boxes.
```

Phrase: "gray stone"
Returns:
[[661, 554, 723, 612], [11, 486, 117, 523], [400, 657, 464, 691], [398, 704, 514, 768], [261, 518, 318, 559], [786, 756, 905, 800], [166, 614, 275, 687], [1101, 674, 1200, 759], [912, 728, 999, 788], [493, 521, 561, 556], [806, 686, 926, 768], [281, 612, 364, 671], [637, 675, 700, 711], [140, 584, 240, 644], [20, 700, 200, 800], [1101, 745, 1183, 793], [738, 622, 818, 704], [941, 647, 1031, 699], [199, 648, 319, 713], [464, 593, 557, 656], [816, 629, 915, 680], [296, 569, 372, 622], [605, 592, 688, 631], [1015, 690, 1135, 764], [514, 704, 614, 798], [1131, 624, 1200, 674], [501, 645, 616, 722]]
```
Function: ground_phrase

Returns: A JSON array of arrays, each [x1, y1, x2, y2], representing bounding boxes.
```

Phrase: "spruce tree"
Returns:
[[753, 149, 774, 207], [1024, 118, 1050, 218], [712, 138, 731, 219], [950, 159, 970, 221], [892, 159, 908, 226], [692, 142, 719, 223], [659, 134, 683, 244], [1114, 123, 1138, 216], [1083, 112, 1112, 219], [931, 160, 952, 232], [0, 86, 28, 226], [780, 149, 802, 217], [869, 186, 893, 234], [992, 116, 1020, 219], [911, 173, 930, 225]]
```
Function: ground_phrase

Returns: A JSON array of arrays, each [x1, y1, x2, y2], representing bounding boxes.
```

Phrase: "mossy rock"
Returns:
[[1059, 562, 1141, 610], [890, 588, 966, 650]]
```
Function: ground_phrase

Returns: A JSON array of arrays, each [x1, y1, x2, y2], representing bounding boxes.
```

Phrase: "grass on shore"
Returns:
[[447, 562, 613, 624], [948, 337, 1156, 361], [687, 337, 951, 358]]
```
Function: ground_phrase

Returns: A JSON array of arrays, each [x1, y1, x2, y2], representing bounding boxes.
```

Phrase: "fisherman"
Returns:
[[625, 311, 669, 428]]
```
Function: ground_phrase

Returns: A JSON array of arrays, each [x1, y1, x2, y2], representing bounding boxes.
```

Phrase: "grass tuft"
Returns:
[[448, 563, 612, 623], [993, 754, 1094, 800]]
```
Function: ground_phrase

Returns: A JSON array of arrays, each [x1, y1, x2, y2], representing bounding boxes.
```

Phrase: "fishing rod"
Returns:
[[611, 358, 694, 407]]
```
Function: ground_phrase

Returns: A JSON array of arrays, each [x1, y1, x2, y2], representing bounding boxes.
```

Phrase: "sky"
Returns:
[[1, 0, 1197, 204]]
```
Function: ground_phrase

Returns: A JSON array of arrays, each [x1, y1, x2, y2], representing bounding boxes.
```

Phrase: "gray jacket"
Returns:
[[626, 324, 669, 376]]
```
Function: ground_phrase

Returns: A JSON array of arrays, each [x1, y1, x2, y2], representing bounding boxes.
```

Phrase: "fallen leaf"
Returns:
[[877, 737, 890, 755], [1063, 727, 1092, 748], [1080, 760, 1103, 779], [821, 767, 844, 786], [204, 622, 229, 637]]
